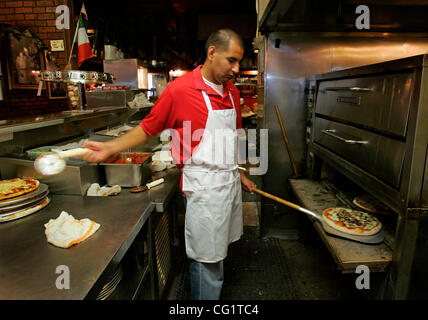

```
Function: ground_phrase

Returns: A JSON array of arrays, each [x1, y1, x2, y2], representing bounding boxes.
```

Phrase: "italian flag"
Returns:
[[77, 13, 94, 66]]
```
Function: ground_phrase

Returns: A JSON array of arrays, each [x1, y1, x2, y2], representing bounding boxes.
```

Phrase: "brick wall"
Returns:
[[0, 0, 74, 119]]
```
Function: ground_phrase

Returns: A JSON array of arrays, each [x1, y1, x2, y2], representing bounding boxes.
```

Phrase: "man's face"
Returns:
[[209, 39, 244, 84]]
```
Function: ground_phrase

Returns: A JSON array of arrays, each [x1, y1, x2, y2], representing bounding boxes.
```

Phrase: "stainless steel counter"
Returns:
[[0, 106, 129, 135], [0, 168, 180, 300]]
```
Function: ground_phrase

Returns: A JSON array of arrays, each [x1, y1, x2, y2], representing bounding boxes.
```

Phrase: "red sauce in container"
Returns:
[[105, 153, 152, 164]]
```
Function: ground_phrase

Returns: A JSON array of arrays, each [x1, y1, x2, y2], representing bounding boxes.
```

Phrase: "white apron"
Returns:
[[182, 90, 243, 263]]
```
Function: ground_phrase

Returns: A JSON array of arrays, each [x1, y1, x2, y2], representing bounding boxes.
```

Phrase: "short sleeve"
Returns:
[[140, 86, 175, 136]]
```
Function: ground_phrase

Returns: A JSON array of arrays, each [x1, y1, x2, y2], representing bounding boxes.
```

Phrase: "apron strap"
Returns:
[[229, 91, 235, 109], [201, 90, 213, 111]]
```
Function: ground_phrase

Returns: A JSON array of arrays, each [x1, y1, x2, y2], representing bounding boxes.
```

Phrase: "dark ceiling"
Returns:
[[74, 0, 257, 70]]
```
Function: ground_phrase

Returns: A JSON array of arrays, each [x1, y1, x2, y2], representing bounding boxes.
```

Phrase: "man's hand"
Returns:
[[239, 170, 256, 194], [80, 141, 113, 163], [80, 126, 150, 163]]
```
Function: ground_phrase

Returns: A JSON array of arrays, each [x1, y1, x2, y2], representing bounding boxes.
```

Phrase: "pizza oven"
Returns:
[[306, 55, 428, 299]]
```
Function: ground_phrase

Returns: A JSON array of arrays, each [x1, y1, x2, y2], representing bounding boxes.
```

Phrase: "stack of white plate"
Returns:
[[0, 184, 50, 223]]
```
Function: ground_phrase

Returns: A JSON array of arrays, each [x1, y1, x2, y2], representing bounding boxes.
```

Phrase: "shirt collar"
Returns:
[[192, 65, 233, 97]]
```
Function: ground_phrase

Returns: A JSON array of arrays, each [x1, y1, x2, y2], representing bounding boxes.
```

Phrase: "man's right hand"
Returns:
[[79, 125, 151, 163], [80, 141, 113, 163]]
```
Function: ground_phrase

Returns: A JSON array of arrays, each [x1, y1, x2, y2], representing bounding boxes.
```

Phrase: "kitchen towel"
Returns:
[[44, 211, 100, 248]]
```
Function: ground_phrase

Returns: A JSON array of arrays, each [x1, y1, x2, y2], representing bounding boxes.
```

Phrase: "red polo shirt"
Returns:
[[140, 65, 242, 168]]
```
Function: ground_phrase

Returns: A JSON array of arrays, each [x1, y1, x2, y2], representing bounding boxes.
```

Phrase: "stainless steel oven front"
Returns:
[[309, 54, 428, 299]]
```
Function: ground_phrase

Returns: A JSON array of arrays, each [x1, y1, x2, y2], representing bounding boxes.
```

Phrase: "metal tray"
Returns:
[[0, 189, 49, 214], [0, 197, 50, 223], [99, 153, 152, 187], [0, 183, 49, 208], [25, 146, 57, 160]]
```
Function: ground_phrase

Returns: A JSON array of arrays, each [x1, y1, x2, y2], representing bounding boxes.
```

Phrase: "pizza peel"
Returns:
[[253, 188, 384, 244], [34, 148, 89, 176]]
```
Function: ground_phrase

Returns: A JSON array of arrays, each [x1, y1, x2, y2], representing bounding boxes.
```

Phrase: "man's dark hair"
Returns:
[[205, 29, 244, 54]]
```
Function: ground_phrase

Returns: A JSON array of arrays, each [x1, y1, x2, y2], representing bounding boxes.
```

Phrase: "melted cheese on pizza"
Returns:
[[326, 208, 379, 230], [0, 179, 30, 194]]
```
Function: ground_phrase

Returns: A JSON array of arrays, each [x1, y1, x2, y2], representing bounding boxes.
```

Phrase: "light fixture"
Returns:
[[169, 69, 184, 78]]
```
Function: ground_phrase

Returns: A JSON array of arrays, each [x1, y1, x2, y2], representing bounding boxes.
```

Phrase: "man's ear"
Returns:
[[207, 45, 216, 61]]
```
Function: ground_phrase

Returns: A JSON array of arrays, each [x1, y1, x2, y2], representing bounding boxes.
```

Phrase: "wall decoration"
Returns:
[[6, 32, 43, 90]]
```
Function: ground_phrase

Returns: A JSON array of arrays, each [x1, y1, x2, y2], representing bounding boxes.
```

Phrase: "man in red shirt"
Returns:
[[81, 29, 256, 300]]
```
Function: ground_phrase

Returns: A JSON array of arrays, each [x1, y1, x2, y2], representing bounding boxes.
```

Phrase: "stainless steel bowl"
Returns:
[[99, 152, 152, 187]]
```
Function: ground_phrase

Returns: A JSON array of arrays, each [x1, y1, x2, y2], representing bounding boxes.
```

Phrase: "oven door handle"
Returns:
[[324, 87, 374, 92], [322, 129, 369, 145]]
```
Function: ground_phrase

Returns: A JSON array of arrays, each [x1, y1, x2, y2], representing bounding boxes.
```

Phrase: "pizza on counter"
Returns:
[[322, 207, 382, 236], [0, 178, 40, 201]]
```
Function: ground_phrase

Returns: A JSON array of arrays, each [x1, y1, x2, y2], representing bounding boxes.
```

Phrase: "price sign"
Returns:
[[50, 40, 64, 52]]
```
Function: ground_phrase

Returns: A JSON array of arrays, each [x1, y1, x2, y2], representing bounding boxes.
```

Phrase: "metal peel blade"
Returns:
[[34, 148, 89, 176]]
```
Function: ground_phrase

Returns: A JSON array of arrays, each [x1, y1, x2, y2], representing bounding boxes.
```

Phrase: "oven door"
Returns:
[[313, 117, 406, 188], [315, 72, 414, 138]]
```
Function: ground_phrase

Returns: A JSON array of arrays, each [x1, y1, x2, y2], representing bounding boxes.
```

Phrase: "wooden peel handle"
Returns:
[[254, 188, 302, 211], [56, 148, 89, 159], [254, 188, 321, 220], [274, 105, 298, 176]]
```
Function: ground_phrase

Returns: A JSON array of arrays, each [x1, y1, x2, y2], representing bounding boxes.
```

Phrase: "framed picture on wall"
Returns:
[[6, 33, 43, 90], [44, 51, 67, 99]]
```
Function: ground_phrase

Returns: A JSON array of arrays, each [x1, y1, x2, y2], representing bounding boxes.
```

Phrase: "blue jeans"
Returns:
[[189, 259, 224, 300]]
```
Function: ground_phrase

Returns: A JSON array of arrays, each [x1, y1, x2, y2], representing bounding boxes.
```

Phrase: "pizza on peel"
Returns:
[[322, 207, 382, 236], [0, 178, 40, 201]]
